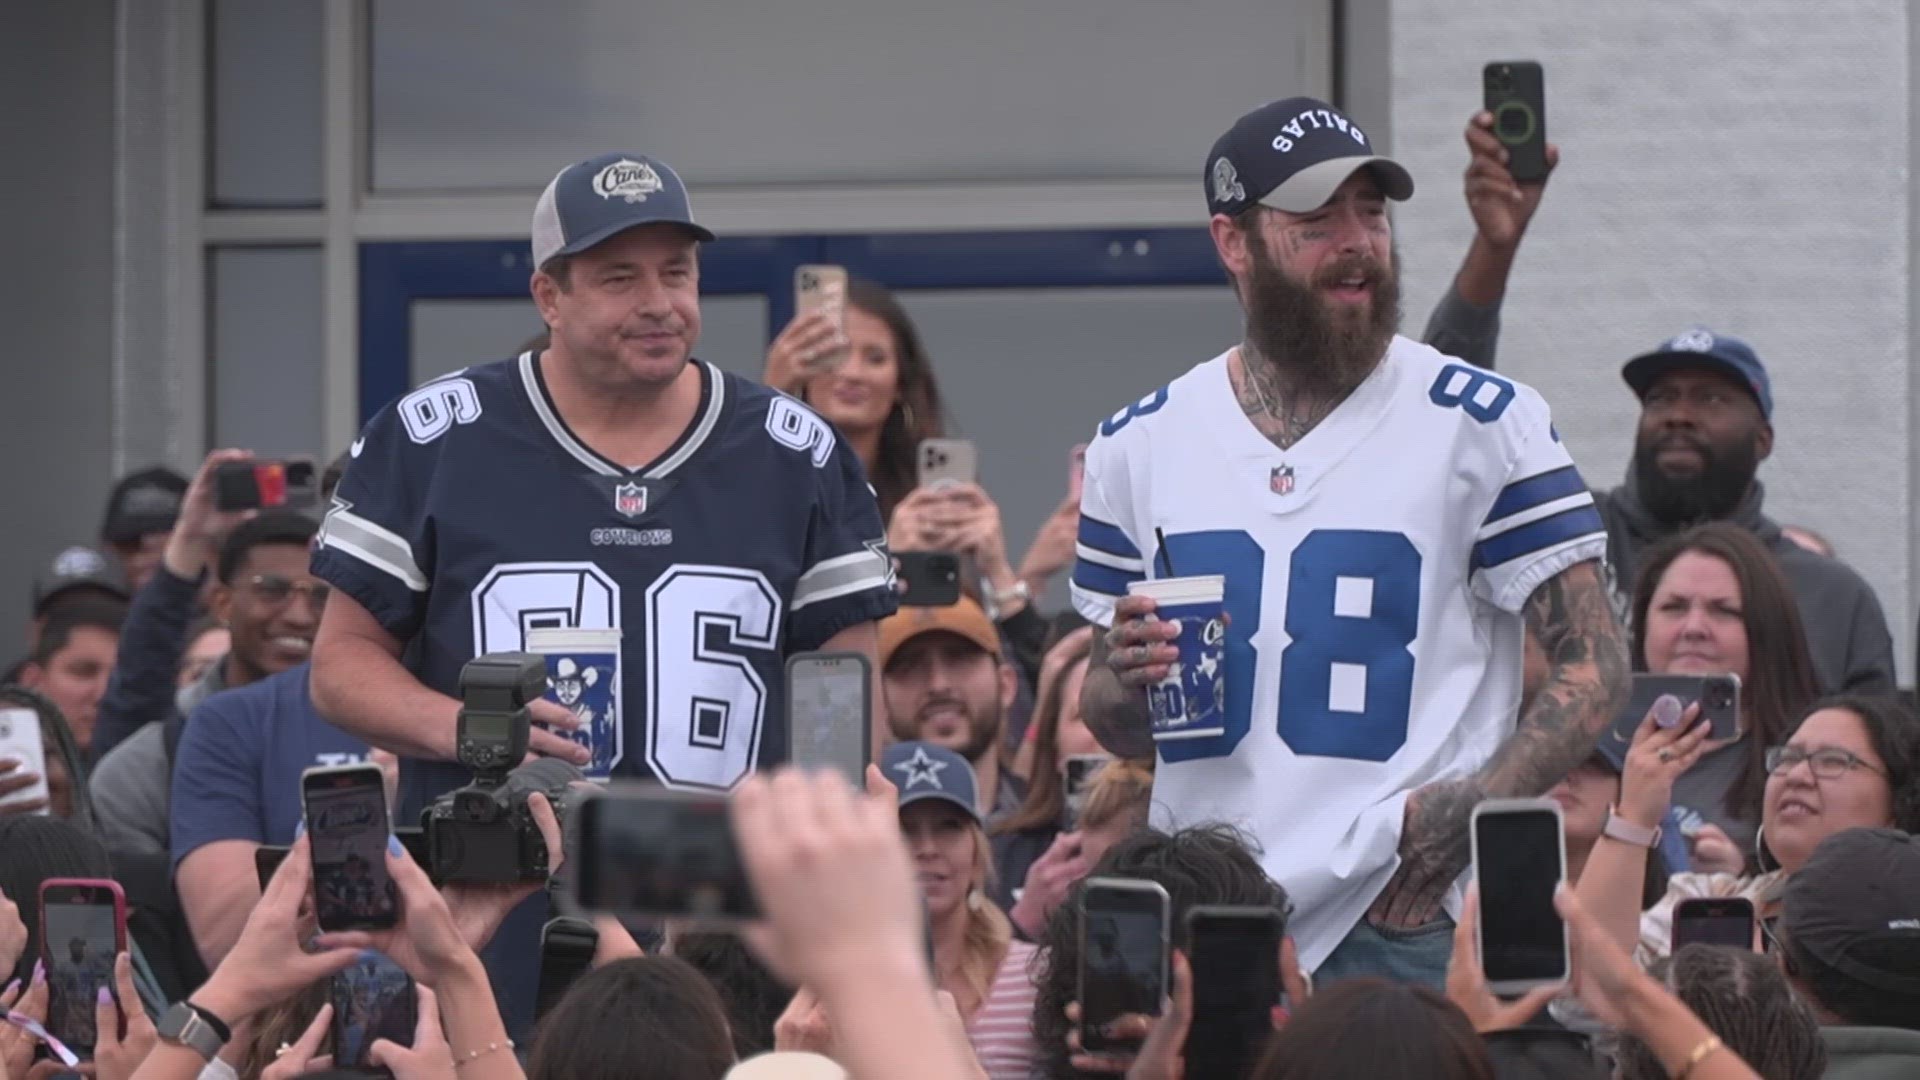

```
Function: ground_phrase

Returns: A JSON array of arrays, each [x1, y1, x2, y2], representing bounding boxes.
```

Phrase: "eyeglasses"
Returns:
[[1763, 744, 1886, 780], [244, 574, 330, 608]]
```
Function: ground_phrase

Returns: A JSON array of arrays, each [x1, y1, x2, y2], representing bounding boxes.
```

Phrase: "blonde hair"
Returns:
[[1079, 758, 1154, 834], [950, 823, 1012, 1016]]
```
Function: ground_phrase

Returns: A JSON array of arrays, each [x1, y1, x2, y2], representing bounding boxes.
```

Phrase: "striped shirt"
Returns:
[[967, 939, 1039, 1080]]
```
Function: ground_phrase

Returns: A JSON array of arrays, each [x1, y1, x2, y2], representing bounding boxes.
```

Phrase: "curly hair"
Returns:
[[1029, 824, 1289, 1079], [1252, 978, 1494, 1080], [1613, 945, 1826, 1080]]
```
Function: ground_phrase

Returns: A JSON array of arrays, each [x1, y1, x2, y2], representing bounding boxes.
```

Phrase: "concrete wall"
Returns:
[[1387, 0, 1913, 680], [0, 1, 122, 665]]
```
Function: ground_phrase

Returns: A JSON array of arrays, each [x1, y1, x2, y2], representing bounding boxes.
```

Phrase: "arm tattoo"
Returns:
[[1379, 560, 1629, 915], [1081, 632, 1156, 759]]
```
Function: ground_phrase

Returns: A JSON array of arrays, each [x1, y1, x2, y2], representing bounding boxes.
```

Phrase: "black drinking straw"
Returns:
[[1154, 526, 1175, 577]]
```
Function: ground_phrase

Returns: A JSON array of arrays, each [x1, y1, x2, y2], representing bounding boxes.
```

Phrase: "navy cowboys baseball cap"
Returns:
[[1205, 97, 1414, 218], [1783, 828, 1920, 993], [1622, 327, 1774, 420], [530, 152, 715, 269], [881, 740, 981, 824]]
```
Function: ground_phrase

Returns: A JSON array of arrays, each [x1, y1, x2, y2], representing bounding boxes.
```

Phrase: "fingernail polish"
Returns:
[[32, 959, 44, 985], [295, 819, 307, 839], [96, 985, 112, 1006], [2, 978, 18, 999], [387, 834, 404, 857]]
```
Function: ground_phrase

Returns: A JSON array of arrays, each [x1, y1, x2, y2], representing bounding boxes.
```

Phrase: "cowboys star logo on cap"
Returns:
[[891, 745, 949, 790], [591, 158, 664, 204], [1212, 157, 1245, 205], [1668, 328, 1717, 353]]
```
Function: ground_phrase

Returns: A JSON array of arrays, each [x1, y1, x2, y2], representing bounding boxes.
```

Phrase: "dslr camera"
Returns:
[[422, 653, 581, 884]]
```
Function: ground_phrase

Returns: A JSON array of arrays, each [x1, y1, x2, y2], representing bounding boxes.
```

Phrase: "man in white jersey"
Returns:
[[1073, 97, 1628, 987]]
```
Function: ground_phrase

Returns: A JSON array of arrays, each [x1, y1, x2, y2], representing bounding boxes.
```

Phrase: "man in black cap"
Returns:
[[1777, 827, 1920, 1076], [1078, 96, 1627, 988], [1599, 328, 1894, 692], [99, 466, 188, 593], [27, 546, 128, 640]]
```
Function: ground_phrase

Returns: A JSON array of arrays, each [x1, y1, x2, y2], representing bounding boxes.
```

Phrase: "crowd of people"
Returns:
[[0, 88, 1916, 1080]]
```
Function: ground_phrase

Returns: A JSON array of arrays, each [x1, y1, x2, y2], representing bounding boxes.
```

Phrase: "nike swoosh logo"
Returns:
[[350, 436, 365, 458]]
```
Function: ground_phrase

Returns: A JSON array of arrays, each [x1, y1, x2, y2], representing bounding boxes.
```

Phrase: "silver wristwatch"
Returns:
[[157, 1002, 229, 1061]]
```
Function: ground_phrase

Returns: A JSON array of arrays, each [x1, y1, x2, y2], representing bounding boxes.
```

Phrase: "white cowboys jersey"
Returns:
[[1070, 336, 1606, 970]]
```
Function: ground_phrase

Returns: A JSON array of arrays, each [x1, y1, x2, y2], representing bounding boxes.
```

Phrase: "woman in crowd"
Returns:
[[993, 627, 1100, 912], [1627, 523, 1821, 872], [1580, 691, 1920, 963], [0, 685, 87, 825], [1610, 945, 1826, 1080], [178, 615, 230, 690], [885, 740, 1037, 1080]]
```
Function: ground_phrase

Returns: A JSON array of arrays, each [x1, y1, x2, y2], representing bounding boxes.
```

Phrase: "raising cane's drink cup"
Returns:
[[524, 626, 623, 780], [1126, 576, 1228, 741]]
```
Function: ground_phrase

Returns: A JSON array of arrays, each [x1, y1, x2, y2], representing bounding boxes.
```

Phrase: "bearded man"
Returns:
[[878, 596, 1022, 819], [1071, 97, 1629, 989], [1599, 329, 1893, 691]]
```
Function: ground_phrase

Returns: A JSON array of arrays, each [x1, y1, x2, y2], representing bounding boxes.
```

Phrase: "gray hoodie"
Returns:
[[90, 660, 229, 856], [1819, 1026, 1920, 1080]]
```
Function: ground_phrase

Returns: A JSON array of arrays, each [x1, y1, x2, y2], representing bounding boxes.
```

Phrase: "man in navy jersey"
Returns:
[[309, 153, 896, 1026]]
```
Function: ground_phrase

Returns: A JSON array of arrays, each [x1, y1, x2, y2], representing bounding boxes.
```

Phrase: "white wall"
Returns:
[[1387, 0, 1914, 680]]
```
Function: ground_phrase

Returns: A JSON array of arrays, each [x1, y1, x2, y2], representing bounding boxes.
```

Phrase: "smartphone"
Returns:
[[330, 951, 416, 1073], [1483, 61, 1548, 182], [1078, 877, 1170, 1055], [302, 764, 399, 931], [256, 828, 425, 891], [1184, 906, 1283, 1078], [537, 918, 599, 1021], [1601, 674, 1741, 766], [786, 652, 872, 786], [1062, 754, 1112, 828], [572, 785, 758, 920], [1471, 798, 1569, 994], [39, 879, 127, 1057], [1672, 897, 1757, 952], [916, 438, 978, 489], [794, 265, 849, 373], [213, 458, 320, 511], [895, 551, 962, 607], [0, 708, 50, 812]]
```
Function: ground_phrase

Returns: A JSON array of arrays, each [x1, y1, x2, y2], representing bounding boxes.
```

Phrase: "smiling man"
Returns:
[[1600, 330, 1893, 692], [880, 597, 1022, 818]]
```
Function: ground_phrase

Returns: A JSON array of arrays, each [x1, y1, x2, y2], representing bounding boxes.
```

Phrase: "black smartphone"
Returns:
[[256, 828, 425, 891], [1483, 60, 1548, 182], [39, 879, 127, 1058], [330, 951, 415, 1074], [786, 652, 872, 786], [1471, 798, 1569, 993], [1078, 877, 1169, 1055], [1601, 674, 1741, 766], [1062, 754, 1112, 829], [896, 551, 962, 607], [1673, 897, 1757, 952], [213, 458, 320, 511], [1184, 905, 1283, 1078], [572, 786, 758, 920], [302, 764, 399, 931], [538, 918, 600, 1022]]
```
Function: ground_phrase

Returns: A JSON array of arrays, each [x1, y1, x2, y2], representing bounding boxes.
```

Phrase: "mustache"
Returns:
[[1310, 255, 1391, 289], [915, 696, 972, 722]]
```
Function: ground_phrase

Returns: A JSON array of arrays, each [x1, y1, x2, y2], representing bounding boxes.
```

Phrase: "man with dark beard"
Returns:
[[1072, 97, 1628, 993], [879, 596, 1022, 819], [1601, 329, 1893, 691]]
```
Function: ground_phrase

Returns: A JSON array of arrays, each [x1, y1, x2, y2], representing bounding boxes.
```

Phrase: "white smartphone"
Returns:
[[794, 265, 850, 373], [916, 438, 977, 489], [0, 708, 50, 812], [1470, 797, 1569, 994]]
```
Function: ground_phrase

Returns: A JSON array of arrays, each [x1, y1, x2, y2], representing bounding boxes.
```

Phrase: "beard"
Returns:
[[1632, 430, 1759, 526], [1242, 235, 1401, 393], [892, 696, 1003, 764]]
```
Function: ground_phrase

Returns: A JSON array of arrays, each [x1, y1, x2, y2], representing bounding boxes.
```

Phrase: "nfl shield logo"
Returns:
[[1270, 464, 1295, 496], [613, 482, 647, 518]]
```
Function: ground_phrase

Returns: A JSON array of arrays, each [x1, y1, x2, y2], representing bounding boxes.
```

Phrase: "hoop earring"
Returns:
[[1754, 821, 1779, 873]]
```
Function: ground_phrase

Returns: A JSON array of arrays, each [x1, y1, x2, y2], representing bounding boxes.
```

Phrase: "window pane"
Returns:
[[408, 295, 769, 386], [210, 247, 325, 454], [209, 0, 323, 207], [369, 0, 1326, 192]]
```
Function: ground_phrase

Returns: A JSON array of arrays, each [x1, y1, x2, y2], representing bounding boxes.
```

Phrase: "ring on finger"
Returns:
[[1658, 749, 1673, 763]]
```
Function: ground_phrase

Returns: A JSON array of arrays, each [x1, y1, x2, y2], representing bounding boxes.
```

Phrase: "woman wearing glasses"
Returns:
[[1581, 691, 1920, 965]]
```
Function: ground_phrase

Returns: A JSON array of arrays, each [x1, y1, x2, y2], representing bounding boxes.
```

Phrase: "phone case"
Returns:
[[784, 651, 873, 785], [1078, 878, 1170, 1053], [0, 708, 50, 811], [302, 764, 398, 931], [895, 551, 962, 607], [1469, 798, 1568, 994], [916, 438, 977, 488], [1606, 674, 1742, 757], [1483, 61, 1548, 182], [794, 265, 850, 373], [39, 879, 128, 1054]]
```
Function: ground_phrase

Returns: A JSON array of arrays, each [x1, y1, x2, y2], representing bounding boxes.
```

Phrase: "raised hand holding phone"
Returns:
[[1470, 799, 1569, 994], [38, 878, 126, 1058], [302, 763, 400, 932]]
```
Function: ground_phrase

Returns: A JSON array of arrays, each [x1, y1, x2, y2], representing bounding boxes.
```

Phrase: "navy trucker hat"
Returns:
[[531, 152, 715, 269]]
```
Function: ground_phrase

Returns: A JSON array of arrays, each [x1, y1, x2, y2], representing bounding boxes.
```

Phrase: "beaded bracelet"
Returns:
[[1674, 1035, 1724, 1080], [456, 1038, 515, 1068]]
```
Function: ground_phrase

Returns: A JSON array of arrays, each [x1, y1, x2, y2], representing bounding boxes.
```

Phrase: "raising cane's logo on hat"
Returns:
[[591, 159, 664, 203]]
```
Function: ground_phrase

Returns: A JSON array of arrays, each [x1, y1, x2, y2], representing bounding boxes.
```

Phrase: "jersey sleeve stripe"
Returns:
[[1077, 515, 1143, 561], [1483, 464, 1586, 528], [792, 548, 892, 611], [1470, 504, 1607, 571], [1075, 542, 1145, 573], [1474, 492, 1595, 542], [1072, 556, 1144, 598], [317, 509, 428, 592]]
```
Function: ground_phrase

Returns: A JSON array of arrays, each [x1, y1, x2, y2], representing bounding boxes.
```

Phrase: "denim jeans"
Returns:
[[1312, 914, 1455, 989]]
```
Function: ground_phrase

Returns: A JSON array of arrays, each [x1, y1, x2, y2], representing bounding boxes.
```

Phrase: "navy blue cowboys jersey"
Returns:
[[312, 352, 897, 812]]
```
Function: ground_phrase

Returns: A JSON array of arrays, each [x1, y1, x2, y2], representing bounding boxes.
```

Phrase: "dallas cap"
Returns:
[[31, 545, 129, 616], [880, 740, 981, 824], [1205, 96, 1414, 218], [1621, 327, 1774, 421], [531, 152, 714, 270]]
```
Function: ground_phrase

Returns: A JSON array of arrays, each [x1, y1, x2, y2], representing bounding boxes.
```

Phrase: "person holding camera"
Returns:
[[309, 154, 896, 1032]]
